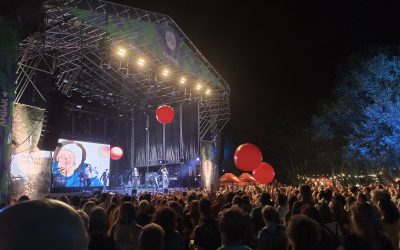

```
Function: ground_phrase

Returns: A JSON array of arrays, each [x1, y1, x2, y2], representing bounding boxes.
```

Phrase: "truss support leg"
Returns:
[[0, 17, 19, 202]]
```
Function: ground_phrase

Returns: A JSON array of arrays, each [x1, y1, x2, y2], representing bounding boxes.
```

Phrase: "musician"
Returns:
[[154, 174, 159, 189], [161, 166, 169, 190], [132, 167, 139, 190], [83, 164, 101, 188], [100, 169, 109, 189]]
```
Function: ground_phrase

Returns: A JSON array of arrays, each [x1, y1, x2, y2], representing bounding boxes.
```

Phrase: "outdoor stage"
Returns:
[[2, 0, 230, 200], [47, 188, 188, 199]]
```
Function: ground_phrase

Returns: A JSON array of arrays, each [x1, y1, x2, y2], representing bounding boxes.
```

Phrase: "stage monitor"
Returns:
[[51, 139, 110, 189]]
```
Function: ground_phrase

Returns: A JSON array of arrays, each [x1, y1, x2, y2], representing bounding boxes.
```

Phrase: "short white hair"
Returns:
[[59, 144, 83, 167]]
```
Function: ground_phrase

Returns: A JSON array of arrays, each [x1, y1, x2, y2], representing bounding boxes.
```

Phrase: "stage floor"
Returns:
[[48, 187, 187, 198]]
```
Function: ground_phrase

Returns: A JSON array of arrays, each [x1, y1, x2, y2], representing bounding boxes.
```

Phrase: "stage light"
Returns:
[[161, 68, 170, 77], [136, 57, 146, 67], [205, 88, 212, 95], [116, 47, 127, 57], [195, 83, 203, 91], [179, 76, 187, 85], [196, 157, 200, 161]]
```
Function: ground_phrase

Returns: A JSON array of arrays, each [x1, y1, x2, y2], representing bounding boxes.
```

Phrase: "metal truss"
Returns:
[[16, 0, 230, 142]]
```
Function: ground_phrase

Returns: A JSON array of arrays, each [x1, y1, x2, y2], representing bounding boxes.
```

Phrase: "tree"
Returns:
[[312, 48, 400, 170]]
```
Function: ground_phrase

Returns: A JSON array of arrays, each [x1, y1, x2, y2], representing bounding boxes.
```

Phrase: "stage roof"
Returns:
[[16, 0, 230, 141]]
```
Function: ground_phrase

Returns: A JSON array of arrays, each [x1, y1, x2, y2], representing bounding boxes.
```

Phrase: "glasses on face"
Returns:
[[58, 157, 73, 162]]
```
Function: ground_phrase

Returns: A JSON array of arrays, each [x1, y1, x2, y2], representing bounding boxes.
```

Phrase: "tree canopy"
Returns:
[[312, 48, 400, 169]]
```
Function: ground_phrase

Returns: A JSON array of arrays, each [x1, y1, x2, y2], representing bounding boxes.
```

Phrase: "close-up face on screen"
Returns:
[[51, 139, 110, 188]]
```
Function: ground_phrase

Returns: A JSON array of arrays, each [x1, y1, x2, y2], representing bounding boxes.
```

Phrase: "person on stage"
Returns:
[[161, 166, 169, 191], [132, 167, 139, 191], [100, 169, 109, 190], [154, 174, 159, 190], [84, 164, 101, 188]]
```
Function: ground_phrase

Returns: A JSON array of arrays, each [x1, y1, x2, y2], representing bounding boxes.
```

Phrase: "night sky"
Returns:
[[116, 0, 400, 173]]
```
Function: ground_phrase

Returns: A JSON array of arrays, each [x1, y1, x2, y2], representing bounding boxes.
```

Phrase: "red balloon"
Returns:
[[110, 147, 123, 160], [156, 105, 175, 124], [98, 145, 110, 158], [253, 162, 275, 184], [234, 143, 263, 171]]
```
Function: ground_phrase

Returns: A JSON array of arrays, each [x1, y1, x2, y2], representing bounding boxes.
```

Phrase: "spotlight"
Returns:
[[195, 83, 203, 91], [161, 68, 170, 77], [179, 76, 187, 85], [136, 57, 146, 67], [116, 47, 127, 57], [196, 157, 200, 161], [205, 88, 212, 95]]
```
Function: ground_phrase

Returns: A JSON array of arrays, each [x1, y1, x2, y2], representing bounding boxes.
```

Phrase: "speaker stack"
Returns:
[[37, 90, 67, 151]]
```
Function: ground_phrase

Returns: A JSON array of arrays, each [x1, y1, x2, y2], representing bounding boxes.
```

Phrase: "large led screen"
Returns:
[[51, 139, 110, 188]]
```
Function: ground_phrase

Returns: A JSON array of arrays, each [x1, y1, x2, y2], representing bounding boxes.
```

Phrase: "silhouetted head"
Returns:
[[153, 207, 177, 232], [288, 215, 321, 250], [140, 223, 165, 250], [89, 207, 108, 234], [198, 198, 212, 217], [117, 202, 137, 225], [299, 185, 312, 199], [17, 195, 30, 202], [219, 207, 246, 245], [0, 199, 88, 250], [262, 205, 279, 224]]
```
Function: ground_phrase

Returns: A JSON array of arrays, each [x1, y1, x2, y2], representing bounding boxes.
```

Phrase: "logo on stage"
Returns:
[[0, 93, 8, 127], [165, 31, 177, 51]]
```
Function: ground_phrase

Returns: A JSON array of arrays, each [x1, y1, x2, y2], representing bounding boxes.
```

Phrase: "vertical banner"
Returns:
[[0, 17, 18, 202], [201, 141, 219, 191], [10, 104, 50, 199]]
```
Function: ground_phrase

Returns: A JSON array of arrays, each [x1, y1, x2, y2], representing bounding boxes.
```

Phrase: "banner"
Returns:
[[10, 104, 50, 199], [0, 17, 18, 202], [10, 150, 52, 199]]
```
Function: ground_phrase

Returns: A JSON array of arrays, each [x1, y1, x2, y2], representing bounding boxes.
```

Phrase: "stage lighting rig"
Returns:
[[161, 68, 170, 77], [116, 47, 127, 58], [195, 82, 203, 91], [136, 57, 146, 67], [179, 76, 187, 85]]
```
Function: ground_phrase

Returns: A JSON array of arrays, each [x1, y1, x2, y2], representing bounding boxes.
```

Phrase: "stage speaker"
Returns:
[[37, 90, 67, 151]]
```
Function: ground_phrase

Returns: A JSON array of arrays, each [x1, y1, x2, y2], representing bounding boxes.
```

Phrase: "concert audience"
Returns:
[[218, 207, 252, 250], [136, 199, 153, 227], [154, 207, 185, 250], [88, 207, 115, 250], [287, 215, 321, 250], [1, 181, 400, 250], [251, 192, 273, 234], [0, 199, 88, 250], [194, 198, 221, 250], [109, 202, 142, 250], [256, 205, 287, 250], [140, 223, 165, 250]]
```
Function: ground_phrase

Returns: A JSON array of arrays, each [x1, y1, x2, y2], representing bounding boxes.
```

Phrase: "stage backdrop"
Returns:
[[133, 102, 199, 167], [10, 104, 51, 199]]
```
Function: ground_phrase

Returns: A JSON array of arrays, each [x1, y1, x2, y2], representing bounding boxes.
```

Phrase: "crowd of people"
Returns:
[[0, 181, 399, 250]]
